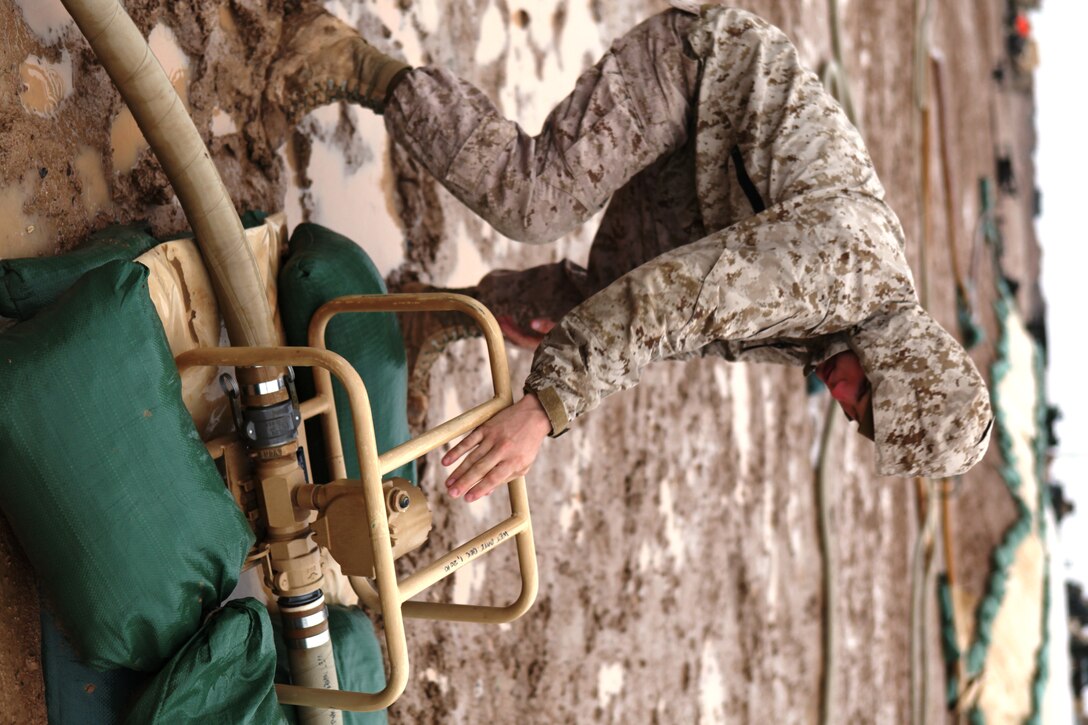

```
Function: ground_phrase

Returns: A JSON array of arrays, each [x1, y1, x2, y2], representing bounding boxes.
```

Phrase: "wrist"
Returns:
[[518, 393, 552, 436], [523, 385, 570, 437]]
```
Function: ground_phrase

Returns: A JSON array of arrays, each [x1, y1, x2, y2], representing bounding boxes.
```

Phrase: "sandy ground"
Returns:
[[0, 0, 1057, 723]]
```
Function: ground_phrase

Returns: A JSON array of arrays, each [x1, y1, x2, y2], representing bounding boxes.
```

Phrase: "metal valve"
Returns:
[[301, 477, 432, 578]]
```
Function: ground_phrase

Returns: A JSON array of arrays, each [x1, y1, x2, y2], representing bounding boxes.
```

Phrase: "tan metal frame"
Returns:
[[176, 292, 537, 711]]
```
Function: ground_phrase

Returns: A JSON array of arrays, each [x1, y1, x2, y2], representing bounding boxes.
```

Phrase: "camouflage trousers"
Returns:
[[384, 10, 704, 328]]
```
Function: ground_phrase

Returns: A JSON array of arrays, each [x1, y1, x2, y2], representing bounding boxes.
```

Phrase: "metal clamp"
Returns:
[[243, 376, 287, 397]]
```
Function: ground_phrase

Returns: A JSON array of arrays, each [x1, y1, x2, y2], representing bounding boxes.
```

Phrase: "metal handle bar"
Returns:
[[174, 293, 538, 711], [307, 293, 537, 623]]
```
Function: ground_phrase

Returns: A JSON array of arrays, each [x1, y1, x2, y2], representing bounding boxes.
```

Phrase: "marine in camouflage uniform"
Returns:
[[269, 3, 992, 479]]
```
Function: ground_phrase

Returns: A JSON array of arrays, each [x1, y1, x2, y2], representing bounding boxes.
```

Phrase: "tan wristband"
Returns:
[[529, 386, 570, 437]]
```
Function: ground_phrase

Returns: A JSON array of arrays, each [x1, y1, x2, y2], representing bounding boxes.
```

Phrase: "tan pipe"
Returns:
[[286, 639, 342, 725], [60, 0, 276, 347], [63, 5, 341, 717]]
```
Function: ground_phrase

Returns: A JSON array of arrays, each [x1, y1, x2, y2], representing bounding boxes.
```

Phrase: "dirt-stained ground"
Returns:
[[0, 0, 1055, 723]]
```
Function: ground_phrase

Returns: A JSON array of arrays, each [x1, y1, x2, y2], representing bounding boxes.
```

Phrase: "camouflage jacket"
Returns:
[[387, 8, 992, 478], [525, 6, 992, 477]]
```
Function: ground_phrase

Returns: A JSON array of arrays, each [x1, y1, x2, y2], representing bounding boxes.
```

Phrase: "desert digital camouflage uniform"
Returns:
[[383, 4, 993, 478]]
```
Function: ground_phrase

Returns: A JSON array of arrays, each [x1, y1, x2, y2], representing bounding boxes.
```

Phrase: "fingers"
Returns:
[[447, 448, 510, 500], [497, 316, 544, 350], [455, 454, 529, 503], [441, 428, 483, 467], [445, 434, 527, 502], [463, 464, 518, 503], [529, 318, 555, 334], [446, 438, 497, 489], [439, 395, 548, 504]]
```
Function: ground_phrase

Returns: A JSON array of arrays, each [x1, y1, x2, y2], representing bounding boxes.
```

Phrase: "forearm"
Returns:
[[385, 68, 590, 243], [523, 195, 898, 429], [525, 235, 727, 431]]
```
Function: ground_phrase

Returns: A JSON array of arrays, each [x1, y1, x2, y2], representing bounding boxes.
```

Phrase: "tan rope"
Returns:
[[814, 0, 860, 721], [909, 1, 937, 722], [814, 401, 839, 725], [930, 54, 971, 303]]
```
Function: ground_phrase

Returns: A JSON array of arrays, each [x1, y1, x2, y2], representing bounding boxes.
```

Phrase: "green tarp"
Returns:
[[0, 261, 253, 671], [123, 599, 286, 725], [0, 223, 157, 320]]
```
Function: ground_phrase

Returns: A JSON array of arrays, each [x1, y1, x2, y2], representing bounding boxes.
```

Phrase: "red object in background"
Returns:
[[1015, 13, 1031, 38]]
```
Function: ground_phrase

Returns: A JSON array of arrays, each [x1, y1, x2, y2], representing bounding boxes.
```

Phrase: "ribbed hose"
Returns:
[[814, 2, 857, 722], [59, 0, 277, 347], [909, 477, 939, 725], [287, 644, 343, 725]]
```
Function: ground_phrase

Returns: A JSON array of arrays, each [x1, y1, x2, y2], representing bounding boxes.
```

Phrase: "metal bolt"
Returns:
[[245, 421, 257, 440], [388, 488, 411, 512]]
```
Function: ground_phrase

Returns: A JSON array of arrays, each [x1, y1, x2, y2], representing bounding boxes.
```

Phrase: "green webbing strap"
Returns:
[[957, 286, 985, 350], [937, 574, 961, 710]]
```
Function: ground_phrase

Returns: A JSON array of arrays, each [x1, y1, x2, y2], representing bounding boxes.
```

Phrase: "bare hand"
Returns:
[[497, 316, 556, 350], [441, 393, 552, 502]]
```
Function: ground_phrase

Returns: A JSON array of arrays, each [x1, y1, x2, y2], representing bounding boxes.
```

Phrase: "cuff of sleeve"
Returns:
[[529, 385, 570, 437]]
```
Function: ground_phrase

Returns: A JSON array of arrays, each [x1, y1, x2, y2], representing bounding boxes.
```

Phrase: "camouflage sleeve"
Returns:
[[524, 190, 918, 434], [523, 233, 732, 434], [384, 12, 698, 244]]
